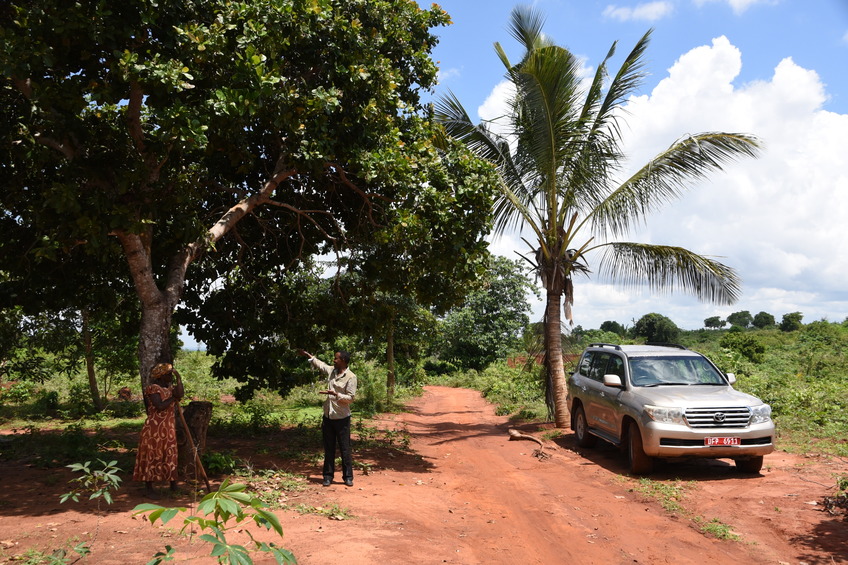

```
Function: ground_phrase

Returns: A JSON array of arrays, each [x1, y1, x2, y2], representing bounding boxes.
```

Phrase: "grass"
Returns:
[[631, 478, 741, 541]]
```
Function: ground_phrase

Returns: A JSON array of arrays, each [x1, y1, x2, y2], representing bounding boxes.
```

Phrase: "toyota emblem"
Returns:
[[713, 412, 726, 423]]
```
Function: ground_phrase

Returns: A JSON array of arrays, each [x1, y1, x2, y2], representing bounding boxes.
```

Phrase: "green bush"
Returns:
[[2, 380, 37, 404]]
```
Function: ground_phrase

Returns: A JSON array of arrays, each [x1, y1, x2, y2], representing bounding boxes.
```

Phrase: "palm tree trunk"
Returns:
[[544, 289, 569, 428]]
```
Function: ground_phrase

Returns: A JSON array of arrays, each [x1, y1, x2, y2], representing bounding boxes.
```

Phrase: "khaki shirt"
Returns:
[[309, 357, 357, 419]]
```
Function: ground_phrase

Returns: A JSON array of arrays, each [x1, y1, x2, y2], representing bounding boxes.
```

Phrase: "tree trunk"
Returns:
[[80, 309, 104, 412], [138, 301, 175, 390], [177, 401, 213, 482], [544, 289, 569, 428], [386, 315, 396, 404], [119, 168, 295, 389]]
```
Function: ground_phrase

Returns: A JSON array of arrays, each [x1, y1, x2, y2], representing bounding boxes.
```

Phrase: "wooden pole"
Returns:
[[176, 402, 212, 493]]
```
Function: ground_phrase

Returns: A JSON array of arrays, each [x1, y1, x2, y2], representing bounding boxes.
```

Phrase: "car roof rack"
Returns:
[[588, 343, 622, 350], [645, 342, 688, 349]]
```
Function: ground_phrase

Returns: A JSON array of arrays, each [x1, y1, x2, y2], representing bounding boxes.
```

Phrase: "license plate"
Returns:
[[705, 437, 740, 446]]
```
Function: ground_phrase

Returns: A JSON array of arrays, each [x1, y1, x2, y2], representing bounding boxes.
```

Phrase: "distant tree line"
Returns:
[[704, 310, 803, 332]]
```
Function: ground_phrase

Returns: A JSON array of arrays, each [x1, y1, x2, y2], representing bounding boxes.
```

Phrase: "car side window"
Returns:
[[606, 355, 625, 379], [588, 353, 611, 382], [578, 352, 594, 377]]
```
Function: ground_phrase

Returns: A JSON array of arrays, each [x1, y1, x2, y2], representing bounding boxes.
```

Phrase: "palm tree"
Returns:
[[436, 6, 760, 428]]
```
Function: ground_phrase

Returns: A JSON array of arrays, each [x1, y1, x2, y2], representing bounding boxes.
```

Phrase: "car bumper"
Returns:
[[640, 420, 776, 458]]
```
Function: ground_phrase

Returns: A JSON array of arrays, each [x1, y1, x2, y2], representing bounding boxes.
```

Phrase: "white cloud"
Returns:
[[609, 35, 848, 329], [487, 34, 848, 330], [693, 0, 777, 16], [603, 2, 675, 22], [437, 67, 461, 84]]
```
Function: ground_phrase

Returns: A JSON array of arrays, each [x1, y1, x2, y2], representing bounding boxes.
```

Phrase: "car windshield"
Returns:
[[628, 355, 727, 387]]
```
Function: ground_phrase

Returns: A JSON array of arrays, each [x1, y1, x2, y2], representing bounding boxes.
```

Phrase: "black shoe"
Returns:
[[344, 479, 353, 487], [322, 478, 332, 487]]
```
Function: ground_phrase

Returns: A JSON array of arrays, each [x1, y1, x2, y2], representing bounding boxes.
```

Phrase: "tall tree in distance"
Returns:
[[436, 6, 760, 427]]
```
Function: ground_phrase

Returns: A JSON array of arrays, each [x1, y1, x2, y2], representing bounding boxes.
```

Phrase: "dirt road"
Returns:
[[1, 385, 846, 564], [284, 386, 846, 565]]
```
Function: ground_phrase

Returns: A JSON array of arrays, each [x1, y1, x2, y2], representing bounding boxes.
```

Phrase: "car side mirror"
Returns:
[[603, 374, 623, 387], [725, 373, 736, 384]]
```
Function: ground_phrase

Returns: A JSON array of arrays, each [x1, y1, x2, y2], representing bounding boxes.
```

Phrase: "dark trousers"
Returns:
[[322, 416, 353, 481]]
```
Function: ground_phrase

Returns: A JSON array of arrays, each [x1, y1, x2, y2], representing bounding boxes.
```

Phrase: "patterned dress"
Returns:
[[133, 384, 178, 482]]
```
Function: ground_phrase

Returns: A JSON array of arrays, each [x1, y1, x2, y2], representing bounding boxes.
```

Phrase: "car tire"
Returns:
[[627, 421, 653, 475], [572, 404, 597, 448], [734, 456, 764, 474]]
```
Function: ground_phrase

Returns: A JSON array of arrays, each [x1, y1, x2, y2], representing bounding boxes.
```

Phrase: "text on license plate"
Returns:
[[705, 437, 740, 446]]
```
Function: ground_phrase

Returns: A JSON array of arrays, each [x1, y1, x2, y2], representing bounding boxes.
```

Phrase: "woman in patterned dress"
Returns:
[[133, 362, 184, 498]]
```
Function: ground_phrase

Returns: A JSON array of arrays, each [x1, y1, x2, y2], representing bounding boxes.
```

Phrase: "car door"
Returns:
[[582, 352, 615, 432], [594, 354, 626, 439]]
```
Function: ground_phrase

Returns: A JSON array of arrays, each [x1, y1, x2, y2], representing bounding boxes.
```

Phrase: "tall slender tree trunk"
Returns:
[[80, 308, 104, 412], [386, 314, 396, 404], [544, 289, 569, 428]]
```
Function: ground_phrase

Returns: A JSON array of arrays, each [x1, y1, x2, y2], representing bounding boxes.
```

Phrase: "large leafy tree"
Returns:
[[437, 256, 537, 371], [180, 136, 498, 399], [436, 7, 760, 426], [1, 0, 472, 389]]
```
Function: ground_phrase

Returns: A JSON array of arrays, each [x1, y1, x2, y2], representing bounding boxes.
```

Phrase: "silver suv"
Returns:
[[566, 343, 774, 474]]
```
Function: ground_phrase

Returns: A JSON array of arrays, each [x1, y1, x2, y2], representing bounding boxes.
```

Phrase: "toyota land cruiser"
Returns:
[[566, 343, 775, 474]]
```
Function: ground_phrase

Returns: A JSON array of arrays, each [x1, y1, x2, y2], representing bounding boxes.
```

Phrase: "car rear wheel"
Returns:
[[627, 421, 653, 475], [572, 405, 597, 447], [734, 456, 764, 474]]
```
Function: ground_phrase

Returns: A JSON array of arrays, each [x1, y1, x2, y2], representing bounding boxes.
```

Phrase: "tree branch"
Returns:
[[126, 80, 147, 154], [115, 230, 164, 309]]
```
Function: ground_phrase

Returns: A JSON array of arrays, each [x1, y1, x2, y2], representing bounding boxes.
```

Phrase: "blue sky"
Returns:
[[424, 0, 848, 331]]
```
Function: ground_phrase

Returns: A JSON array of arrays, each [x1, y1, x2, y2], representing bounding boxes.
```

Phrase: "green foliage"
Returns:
[[704, 316, 726, 329], [1, 380, 37, 403], [202, 451, 241, 475], [576, 330, 624, 346], [632, 313, 680, 343], [780, 312, 804, 332], [32, 389, 60, 414], [133, 479, 296, 564], [726, 310, 753, 328], [436, 257, 537, 371], [752, 311, 775, 329], [599, 320, 627, 336], [60, 459, 123, 508], [719, 332, 765, 363]]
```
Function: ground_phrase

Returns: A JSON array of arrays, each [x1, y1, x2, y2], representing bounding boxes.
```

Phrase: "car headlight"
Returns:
[[750, 404, 772, 424], [644, 405, 686, 425]]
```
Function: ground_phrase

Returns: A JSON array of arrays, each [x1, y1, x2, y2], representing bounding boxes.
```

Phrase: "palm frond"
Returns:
[[592, 132, 761, 237], [507, 5, 550, 52], [567, 31, 652, 212], [598, 242, 741, 305]]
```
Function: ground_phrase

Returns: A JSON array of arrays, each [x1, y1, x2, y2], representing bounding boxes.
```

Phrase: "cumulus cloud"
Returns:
[[693, 0, 777, 16], [485, 34, 848, 329], [603, 2, 675, 22], [609, 36, 848, 328]]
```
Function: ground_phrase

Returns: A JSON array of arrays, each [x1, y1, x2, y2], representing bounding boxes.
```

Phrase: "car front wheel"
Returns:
[[734, 456, 764, 474], [572, 404, 597, 448], [627, 421, 653, 475]]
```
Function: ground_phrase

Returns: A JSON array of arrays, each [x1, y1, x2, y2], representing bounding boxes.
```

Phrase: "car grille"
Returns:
[[684, 407, 751, 428]]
